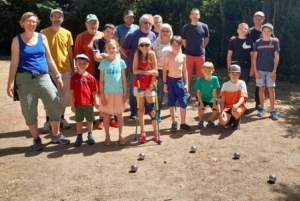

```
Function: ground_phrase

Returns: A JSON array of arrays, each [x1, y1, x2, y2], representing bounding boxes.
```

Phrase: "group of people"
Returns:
[[6, 8, 279, 151]]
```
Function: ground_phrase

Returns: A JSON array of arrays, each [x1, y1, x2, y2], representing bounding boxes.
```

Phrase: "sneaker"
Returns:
[[153, 131, 161, 142], [180, 123, 194, 134], [138, 132, 146, 143], [97, 120, 104, 130], [41, 121, 51, 134], [32, 137, 43, 151], [257, 108, 266, 117], [109, 119, 118, 128], [60, 118, 71, 129], [170, 121, 178, 132], [270, 111, 279, 120], [198, 121, 204, 128], [207, 121, 216, 128], [74, 136, 83, 147], [87, 133, 95, 145], [51, 133, 70, 145], [232, 118, 241, 130]]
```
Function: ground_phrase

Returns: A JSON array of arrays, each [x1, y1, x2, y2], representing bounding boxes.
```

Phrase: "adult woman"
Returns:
[[153, 23, 173, 120], [6, 12, 70, 151]]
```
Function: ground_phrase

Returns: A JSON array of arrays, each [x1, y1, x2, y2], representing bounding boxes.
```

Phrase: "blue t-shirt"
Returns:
[[253, 39, 280, 72], [182, 22, 210, 56], [121, 29, 156, 72], [115, 24, 139, 46], [18, 33, 48, 72], [99, 59, 127, 94]]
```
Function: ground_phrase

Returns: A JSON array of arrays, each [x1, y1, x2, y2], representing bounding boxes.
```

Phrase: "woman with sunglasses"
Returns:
[[153, 23, 173, 121], [132, 37, 159, 143]]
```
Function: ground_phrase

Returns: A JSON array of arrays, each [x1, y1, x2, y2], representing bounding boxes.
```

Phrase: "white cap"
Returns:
[[254, 11, 265, 17], [138, 37, 151, 46], [75, 54, 89, 61]]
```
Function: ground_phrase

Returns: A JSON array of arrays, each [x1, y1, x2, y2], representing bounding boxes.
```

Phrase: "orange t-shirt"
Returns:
[[74, 31, 103, 75], [133, 58, 155, 91]]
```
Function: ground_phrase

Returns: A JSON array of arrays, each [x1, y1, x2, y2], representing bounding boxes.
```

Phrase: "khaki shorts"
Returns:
[[49, 72, 71, 108], [16, 73, 60, 126], [75, 106, 94, 122]]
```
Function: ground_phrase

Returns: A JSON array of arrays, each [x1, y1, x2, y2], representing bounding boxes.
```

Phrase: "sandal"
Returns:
[[118, 137, 126, 145], [104, 138, 111, 146]]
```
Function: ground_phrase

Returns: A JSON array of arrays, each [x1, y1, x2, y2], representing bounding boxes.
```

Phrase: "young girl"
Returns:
[[93, 24, 118, 129], [98, 39, 127, 145], [133, 37, 159, 143]]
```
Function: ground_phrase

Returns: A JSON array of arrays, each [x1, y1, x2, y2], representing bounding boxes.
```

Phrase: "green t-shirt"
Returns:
[[194, 75, 220, 103]]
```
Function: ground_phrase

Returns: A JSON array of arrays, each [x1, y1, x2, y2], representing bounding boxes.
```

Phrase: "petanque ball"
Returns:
[[233, 152, 240, 159], [191, 145, 197, 152], [131, 164, 138, 172], [269, 174, 277, 183], [138, 152, 145, 160]]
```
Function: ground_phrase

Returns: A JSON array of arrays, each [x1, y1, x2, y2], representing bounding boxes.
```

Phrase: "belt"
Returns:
[[167, 76, 182, 80], [17, 68, 48, 79]]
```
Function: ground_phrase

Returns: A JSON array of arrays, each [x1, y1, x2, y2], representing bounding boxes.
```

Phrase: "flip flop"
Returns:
[[118, 137, 126, 146], [104, 139, 111, 146]]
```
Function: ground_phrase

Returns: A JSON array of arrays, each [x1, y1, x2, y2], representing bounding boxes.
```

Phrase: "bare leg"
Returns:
[[103, 113, 110, 143], [268, 87, 275, 110], [50, 121, 60, 136], [76, 122, 83, 134], [86, 122, 93, 133], [169, 106, 176, 122], [259, 86, 265, 108], [28, 124, 39, 138], [180, 107, 186, 124]]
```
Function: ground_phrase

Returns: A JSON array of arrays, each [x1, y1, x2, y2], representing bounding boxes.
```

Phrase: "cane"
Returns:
[[155, 79, 162, 145]]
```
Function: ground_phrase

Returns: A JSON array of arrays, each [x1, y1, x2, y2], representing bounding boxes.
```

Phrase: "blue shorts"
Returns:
[[167, 78, 188, 108], [256, 70, 275, 87]]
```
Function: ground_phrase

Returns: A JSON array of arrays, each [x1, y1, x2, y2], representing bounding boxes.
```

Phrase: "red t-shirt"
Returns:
[[133, 59, 155, 91], [70, 73, 98, 106]]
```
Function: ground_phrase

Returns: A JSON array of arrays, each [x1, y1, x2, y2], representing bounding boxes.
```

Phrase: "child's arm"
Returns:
[[196, 90, 204, 109], [149, 51, 158, 89], [219, 96, 225, 112], [182, 54, 189, 93], [121, 69, 127, 103], [92, 91, 99, 108], [252, 51, 261, 79], [271, 51, 279, 81], [163, 55, 169, 93], [249, 51, 254, 77], [233, 97, 245, 109], [212, 89, 218, 108], [99, 70, 107, 106], [227, 50, 233, 68], [132, 52, 143, 75], [70, 89, 76, 113]]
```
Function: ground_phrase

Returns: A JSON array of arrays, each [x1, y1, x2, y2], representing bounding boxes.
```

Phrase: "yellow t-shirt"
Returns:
[[41, 27, 74, 72]]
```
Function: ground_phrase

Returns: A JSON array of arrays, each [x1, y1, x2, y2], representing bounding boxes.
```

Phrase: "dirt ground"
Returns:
[[0, 60, 300, 201]]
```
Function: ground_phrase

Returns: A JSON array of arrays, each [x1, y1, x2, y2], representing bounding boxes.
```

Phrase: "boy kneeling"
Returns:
[[219, 65, 248, 130]]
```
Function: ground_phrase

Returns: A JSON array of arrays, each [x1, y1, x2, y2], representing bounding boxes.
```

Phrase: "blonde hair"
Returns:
[[153, 15, 162, 22], [105, 39, 119, 47], [157, 23, 173, 43], [19, 12, 40, 28], [203, 61, 214, 69], [238, 23, 249, 29]]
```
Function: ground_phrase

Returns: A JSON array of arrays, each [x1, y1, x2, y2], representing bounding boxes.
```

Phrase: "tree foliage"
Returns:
[[0, 0, 299, 81]]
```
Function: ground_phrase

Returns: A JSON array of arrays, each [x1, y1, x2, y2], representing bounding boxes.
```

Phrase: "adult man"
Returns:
[[74, 14, 103, 128], [182, 8, 210, 98], [40, 9, 74, 133], [115, 10, 139, 47], [120, 14, 156, 119]]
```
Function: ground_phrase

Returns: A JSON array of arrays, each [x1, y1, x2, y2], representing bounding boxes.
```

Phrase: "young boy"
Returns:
[[70, 54, 99, 147], [194, 62, 220, 128], [219, 64, 248, 130], [227, 23, 254, 85], [93, 24, 118, 129], [163, 36, 194, 133], [253, 23, 280, 120]]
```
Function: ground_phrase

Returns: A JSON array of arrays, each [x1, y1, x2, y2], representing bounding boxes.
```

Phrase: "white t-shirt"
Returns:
[[153, 40, 172, 70]]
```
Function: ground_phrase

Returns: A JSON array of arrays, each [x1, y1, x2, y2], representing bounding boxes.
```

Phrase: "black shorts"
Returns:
[[198, 101, 217, 111]]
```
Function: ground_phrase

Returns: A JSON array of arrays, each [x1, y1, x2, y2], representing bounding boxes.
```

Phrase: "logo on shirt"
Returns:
[[242, 42, 251, 49]]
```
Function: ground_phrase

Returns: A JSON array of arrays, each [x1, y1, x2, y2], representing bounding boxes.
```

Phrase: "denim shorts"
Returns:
[[133, 87, 155, 97], [256, 70, 275, 87]]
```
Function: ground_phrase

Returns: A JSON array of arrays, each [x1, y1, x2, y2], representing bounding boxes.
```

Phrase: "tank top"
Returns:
[[17, 33, 48, 72], [133, 57, 155, 91]]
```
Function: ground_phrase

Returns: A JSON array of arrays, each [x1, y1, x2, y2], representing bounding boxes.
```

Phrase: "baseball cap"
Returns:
[[86, 14, 98, 22], [124, 10, 135, 17], [75, 54, 89, 61], [228, 64, 241, 73], [254, 11, 265, 17], [138, 37, 151, 46], [262, 23, 274, 31], [50, 9, 63, 17]]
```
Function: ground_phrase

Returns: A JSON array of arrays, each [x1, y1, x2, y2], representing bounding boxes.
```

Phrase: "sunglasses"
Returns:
[[161, 30, 170, 33], [139, 43, 150, 47]]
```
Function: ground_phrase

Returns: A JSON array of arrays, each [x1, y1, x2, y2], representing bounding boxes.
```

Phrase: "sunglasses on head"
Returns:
[[139, 43, 150, 47]]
